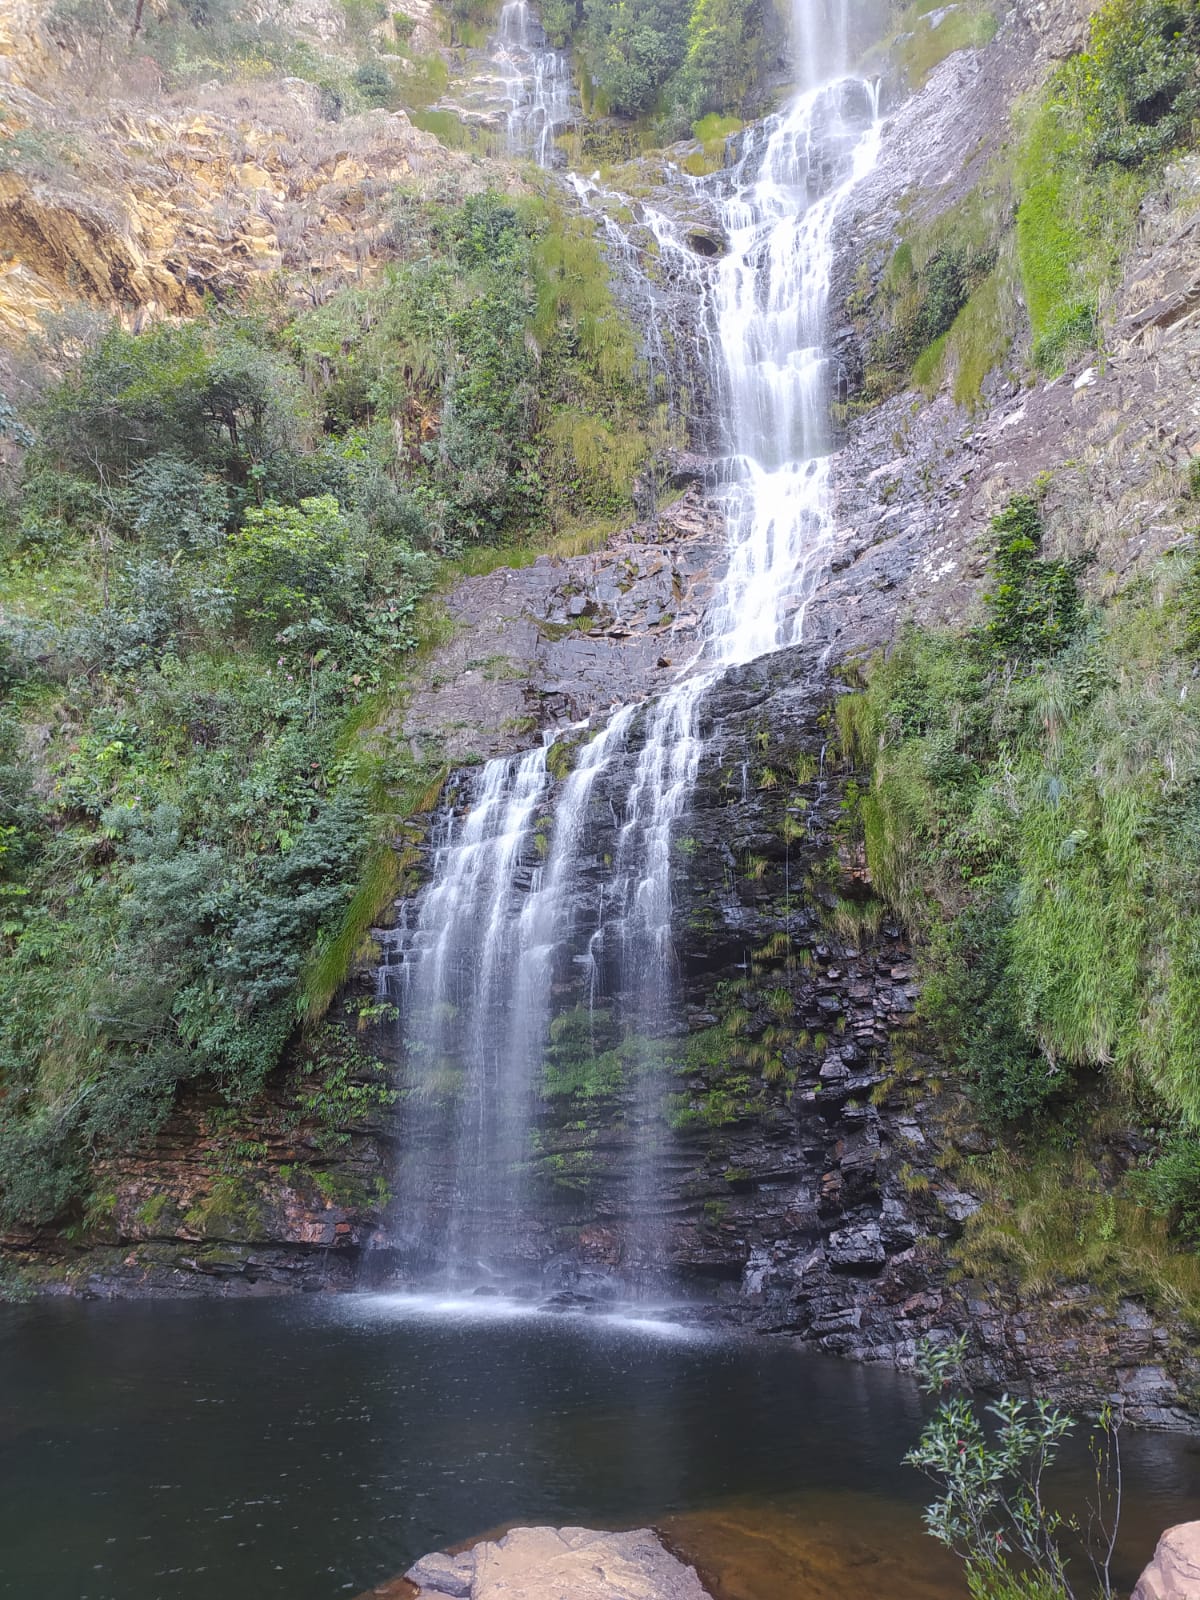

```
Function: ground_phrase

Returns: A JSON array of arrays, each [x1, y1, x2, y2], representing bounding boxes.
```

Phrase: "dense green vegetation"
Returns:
[[838, 487, 1200, 1306], [862, 0, 1200, 405], [535, 0, 778, 130], [0, 188, 659, 1228]]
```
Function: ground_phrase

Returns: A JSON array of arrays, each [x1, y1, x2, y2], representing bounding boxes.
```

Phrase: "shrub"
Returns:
[[923, 895, 1067, 1126], [352, 59, 393, 107], [1135, 1135, 1200, 1244], [128, 453, 229, 552], [1077, 0, 1200, 168], [981, 496, 1082, 661], [905, 1335, 1122, 1600], [225, 496, 356, 642]]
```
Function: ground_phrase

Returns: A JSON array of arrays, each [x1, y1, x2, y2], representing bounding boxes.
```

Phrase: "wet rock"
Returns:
[[405, 1527, 714, 1600], [400, 486, 726, 761], [407, 1552, 474, 1598], [685, 225, 725, 258], [826, 1222, 886, 1270]]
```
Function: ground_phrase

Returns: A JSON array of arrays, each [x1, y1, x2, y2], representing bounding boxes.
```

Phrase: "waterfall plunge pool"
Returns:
[[3, 1296, 1199, 1599]]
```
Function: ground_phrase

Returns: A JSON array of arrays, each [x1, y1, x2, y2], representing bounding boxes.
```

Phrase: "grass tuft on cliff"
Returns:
[[838, 487, 1200, 1299]]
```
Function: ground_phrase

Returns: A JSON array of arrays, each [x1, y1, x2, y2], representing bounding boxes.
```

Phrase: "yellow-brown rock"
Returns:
[[0, 1, 512, 348]]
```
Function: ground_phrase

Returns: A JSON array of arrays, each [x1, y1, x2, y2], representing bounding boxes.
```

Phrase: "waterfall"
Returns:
[[491, 0, 575, 165], [383, 15, 882, 1286]]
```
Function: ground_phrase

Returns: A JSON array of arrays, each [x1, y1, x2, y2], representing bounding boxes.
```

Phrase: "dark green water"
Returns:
[[1, 1293, 1197, 1600]]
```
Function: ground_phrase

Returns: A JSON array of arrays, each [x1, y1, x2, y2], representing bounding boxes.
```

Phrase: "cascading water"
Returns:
[[490, 0, 575, 165], [382, 5, 882, 1287]]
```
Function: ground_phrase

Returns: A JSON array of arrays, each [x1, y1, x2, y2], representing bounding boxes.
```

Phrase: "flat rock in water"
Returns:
[[405, 1526, 714, 1600]]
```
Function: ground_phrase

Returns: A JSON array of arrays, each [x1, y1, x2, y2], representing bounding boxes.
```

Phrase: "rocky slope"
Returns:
[[0, 0, 504, 354], [817, 3, 1200, 658]]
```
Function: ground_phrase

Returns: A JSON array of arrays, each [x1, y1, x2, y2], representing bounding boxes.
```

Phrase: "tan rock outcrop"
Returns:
[[1133, 1522, 1200, 1600], [0, 0, 512, 346], [0, 82, 486, 340], [404, 1527, 714, 1600]]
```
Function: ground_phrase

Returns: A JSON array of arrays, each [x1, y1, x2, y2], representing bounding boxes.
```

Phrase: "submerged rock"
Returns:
[[404, 1526, 713, 1600]]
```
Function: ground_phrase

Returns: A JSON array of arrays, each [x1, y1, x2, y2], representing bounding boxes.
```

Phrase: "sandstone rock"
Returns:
[[405, 1527, 713, 1600], [1132, 1522, 1200, 1600], [406, 1550, 474, 1597]]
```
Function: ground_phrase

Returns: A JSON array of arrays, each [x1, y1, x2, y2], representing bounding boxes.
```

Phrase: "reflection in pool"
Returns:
[[1, 1294, 1196, 1599]]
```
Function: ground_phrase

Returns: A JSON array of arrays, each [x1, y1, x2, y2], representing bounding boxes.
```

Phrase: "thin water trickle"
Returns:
[[386, 11, 883, 1284]]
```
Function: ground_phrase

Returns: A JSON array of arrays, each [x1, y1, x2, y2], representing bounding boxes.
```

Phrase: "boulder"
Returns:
[[1132, 1522, 1200, 1600], [404, 1526, 713, 1600]]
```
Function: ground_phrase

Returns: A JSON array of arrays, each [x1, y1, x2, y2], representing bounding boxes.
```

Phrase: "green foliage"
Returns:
[[540, 1007, 627, 1101], [569, 0, 769, 125], [1014, 0, 1199, 373], [33, 319, 307, 489], [580, 0, 691, 116], [1075, 0, 1200, 167], [290, 1030, 397, 1152], [905, 1336, 1121, 1600], [981, 496, 1081, 661], [292, 189, 655, 541], [923, 894, 1065, 1125], [1134, 1134, 1200, 1244], [670, 0, 758, 123], [352, 58, 394, 107], [0, 188, 652, 1227], [843, 495, 1200, 1140], [862, 0, 1199, 406], [42, 0, 396, 107]]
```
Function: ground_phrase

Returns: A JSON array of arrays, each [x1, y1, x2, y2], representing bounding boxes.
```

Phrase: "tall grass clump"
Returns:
[[841, 494, 1200, 1136], [1014, 0, 1200, 372]]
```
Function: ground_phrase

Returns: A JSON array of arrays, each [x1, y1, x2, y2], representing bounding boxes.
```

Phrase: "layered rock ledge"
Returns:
[[401, 1527, 713, 1600]]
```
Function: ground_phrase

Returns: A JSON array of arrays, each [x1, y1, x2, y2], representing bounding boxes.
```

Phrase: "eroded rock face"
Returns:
[[1132, 1522, 1200, 1600], [816, 2, 1200, 665], [0, 1067, 391, 1297], [0, 84, 486, 338], [404, 1527, 713, 1600], [400, 481, 726, 763]]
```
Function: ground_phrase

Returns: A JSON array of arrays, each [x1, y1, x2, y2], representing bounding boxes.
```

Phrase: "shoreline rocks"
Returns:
[[403, 1527, 713, 1600], [1133, 1522, 1200, 1600]]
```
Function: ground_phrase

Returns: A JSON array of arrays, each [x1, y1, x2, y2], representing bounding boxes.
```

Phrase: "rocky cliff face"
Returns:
[[5, 0, 1199, 1429], [815, 0, 1200, 661], [0, 0, 503, 356]]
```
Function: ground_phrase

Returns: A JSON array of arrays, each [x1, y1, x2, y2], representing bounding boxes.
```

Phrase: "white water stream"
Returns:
[[492, 0, 575, 163], [384, 8, 882, 1279]]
